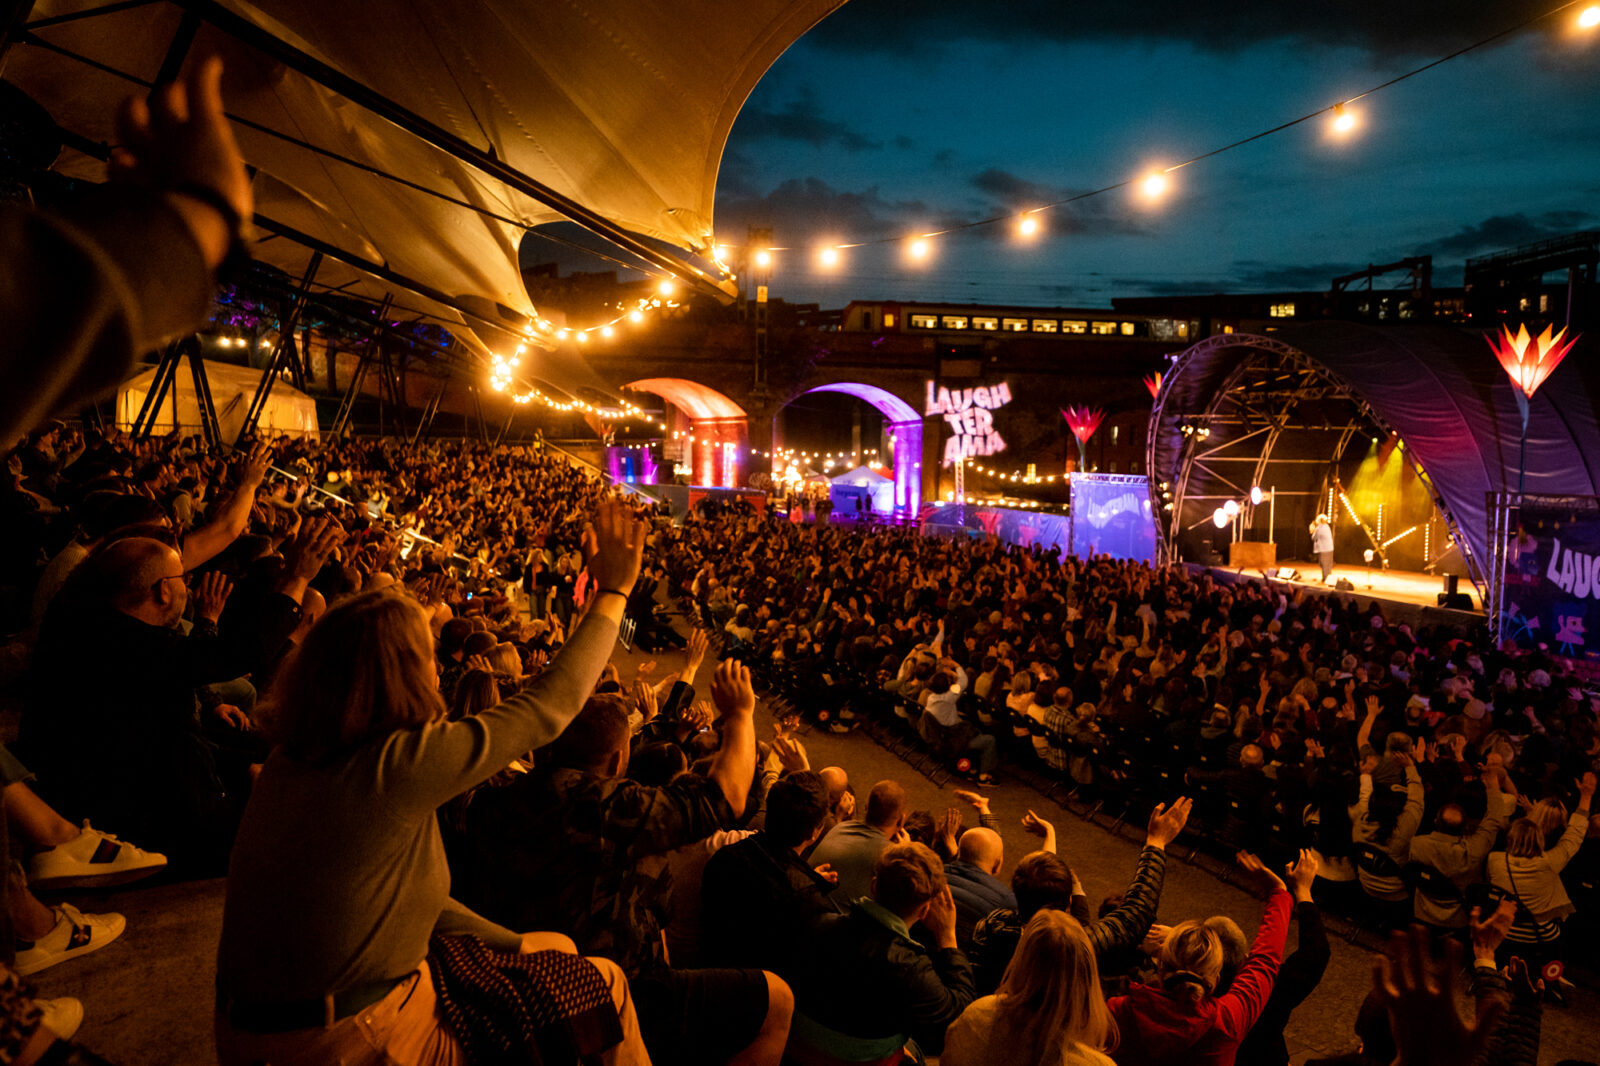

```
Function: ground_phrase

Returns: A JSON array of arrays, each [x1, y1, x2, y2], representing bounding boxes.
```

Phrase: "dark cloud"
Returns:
[[1417, 210, 1597, 259], [804, 0, 1552, 57], [733, 87, 881, 151], [715, 177, 934, 240], [1228, 260, 1363, 291]]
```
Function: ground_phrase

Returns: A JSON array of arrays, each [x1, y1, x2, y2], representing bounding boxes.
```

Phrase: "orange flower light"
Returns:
[[1488, 323, 1579, 401]]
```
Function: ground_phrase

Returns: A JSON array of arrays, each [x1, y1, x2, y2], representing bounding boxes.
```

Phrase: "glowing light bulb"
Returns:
[[754, 249, 772, 269], [1223, 500, 1240, 518], [1017, 213, 1040, 238], [1580, 5, 1600, 28], [576, 331, 589, 343], [818, 246, 841, 269], [713, 244, 731, 262], [907, 238, 930, 260], [1250, 486, 1264, 505], [628, 310, 644, 323], [557, 329, 570, 340], [1212, 508, 1229, 529], [657, 280, 676, 298], [1329, 103, 1359, 137], [1140, 171, 1169, 200]]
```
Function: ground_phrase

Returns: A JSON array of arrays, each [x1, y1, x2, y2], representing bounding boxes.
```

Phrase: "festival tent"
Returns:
[[1148, 322, 1600, 587], [9, 0, 845, 394], [830, 465, 895, 513], [117, 360, 320, 440]]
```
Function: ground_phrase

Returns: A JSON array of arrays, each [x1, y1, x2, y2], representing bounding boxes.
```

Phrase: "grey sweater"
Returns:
[[216, 610, 618, 1002]]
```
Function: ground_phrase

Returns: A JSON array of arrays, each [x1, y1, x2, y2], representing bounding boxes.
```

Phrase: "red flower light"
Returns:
[[1061, 405, 1106, 445], [1488, 323, 1578, 400], [1144, 372, 1163, 400]]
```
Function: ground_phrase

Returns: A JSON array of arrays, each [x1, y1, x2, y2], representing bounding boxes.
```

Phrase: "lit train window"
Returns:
[[941, 316, 969, 329], [972, 317, 998, 330], [1090, 321, 1117, 335], [1031, 319, 1058, 333], [1120, 322, 1136, 335], [1002, 318, 1028, 332], [1060, 320, 1087, 333], [910, 314, 938, 329]]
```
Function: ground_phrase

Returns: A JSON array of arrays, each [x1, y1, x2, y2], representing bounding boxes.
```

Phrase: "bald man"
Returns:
[[940, 796, 1018, 950], [809, 779, 907, 903], [24, 529, 330, 872]]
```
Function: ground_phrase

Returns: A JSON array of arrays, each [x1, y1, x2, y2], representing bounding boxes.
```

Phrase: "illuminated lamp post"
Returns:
[[1487, 323, 1579, 494], [1061, 405, 1106, 473]]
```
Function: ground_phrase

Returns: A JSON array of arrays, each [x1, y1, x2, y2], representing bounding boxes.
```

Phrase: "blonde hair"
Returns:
[[1506, 818, 1547, 860], [1158, 919, 1225, 1004], [260, 590, 446, 764], [994, 911, 1115, 1064]]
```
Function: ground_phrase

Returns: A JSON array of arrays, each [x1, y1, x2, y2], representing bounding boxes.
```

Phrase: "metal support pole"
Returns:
[[150, 9, 198, 89], [330, 294, 391, 438], [185, 338, 220, 445], [131, 341, 185, 437], [238, 251, 322, 443]]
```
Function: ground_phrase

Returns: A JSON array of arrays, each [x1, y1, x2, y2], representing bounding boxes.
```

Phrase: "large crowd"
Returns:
[[1, 52, 1595, 1066]]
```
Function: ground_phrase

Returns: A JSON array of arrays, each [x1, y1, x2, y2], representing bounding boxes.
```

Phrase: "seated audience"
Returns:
[[809, 780, 909, 904]]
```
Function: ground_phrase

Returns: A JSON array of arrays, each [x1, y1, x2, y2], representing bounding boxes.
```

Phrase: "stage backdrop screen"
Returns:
[[1502, 495, 1600, 678], [1070, 474, 1158, 565], [920, 503, 1071, 554]]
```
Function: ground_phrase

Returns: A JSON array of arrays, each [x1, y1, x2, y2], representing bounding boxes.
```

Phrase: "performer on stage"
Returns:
[[1311, 514, 1334, 583]]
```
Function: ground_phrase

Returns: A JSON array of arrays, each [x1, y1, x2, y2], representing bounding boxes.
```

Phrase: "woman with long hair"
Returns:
[[214, 501, 650, 1066], [1487, 773, 1595, 1000], [943, 910, 1117, 1066]]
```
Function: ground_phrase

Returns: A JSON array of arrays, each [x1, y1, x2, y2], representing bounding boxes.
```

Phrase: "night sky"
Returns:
[[705, 0, 1600, 309]]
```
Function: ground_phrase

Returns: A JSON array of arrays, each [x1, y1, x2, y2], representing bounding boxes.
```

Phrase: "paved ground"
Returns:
[[32, 639, 1600, 1064]]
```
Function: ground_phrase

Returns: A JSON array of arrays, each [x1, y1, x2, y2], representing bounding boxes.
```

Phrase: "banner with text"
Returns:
[[1501, 495, 1600, 676]]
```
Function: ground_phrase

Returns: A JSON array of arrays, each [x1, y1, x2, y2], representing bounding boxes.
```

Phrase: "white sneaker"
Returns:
[[36, 997, 84, 1040], [28, 821, 167, 891], [14, 904, 126, 976]]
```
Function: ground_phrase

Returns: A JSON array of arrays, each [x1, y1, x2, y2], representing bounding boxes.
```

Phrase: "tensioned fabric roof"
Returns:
[[1150, 322, 1600, 585], [8, 0, 843, 383]]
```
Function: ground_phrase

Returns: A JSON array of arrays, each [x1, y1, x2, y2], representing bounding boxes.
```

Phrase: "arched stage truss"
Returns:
[[1146, 323, 1600, 603]]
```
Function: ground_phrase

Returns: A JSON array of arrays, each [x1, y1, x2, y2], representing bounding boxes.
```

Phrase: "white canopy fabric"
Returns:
[[12, 0, 843, 382], [117, 359, 321, 439]]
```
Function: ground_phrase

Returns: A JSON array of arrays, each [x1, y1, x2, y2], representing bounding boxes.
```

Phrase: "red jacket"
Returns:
[[1107, 889, 1292, 1066]]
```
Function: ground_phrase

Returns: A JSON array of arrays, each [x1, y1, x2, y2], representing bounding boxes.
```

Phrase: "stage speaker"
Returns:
[[1334, 578, 1355, 591], [1438, 592, 1474, 609]]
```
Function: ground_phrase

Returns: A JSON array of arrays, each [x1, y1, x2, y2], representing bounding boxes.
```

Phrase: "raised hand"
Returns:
[[1237, 851, 1287, 896], [1374, 930, 1504, 1066], [936, 808, 962, 855], [953, 788, 991, 815], [193, 569, 232, 623], [1468, 900, 1517, 960], [774, 732, 810, 773], [684, 628, 710, 678], [586, 499, 646, 597], [465, 654, 493, 674], [1285, 848, 1319, 902], [711, 659, 755, 719], [1146, 796, 1193, 849], [922, 885, 959, 949]]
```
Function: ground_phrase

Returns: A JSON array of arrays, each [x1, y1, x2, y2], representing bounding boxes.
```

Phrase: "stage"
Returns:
[[1192, 558, 1485, 623]]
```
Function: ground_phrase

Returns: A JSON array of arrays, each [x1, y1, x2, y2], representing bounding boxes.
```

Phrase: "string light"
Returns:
[[701, 1, 1577, 267], [1580, 5, 1600, 28], [818, 246, 842, 269], [1016, 212, 1041, 239]]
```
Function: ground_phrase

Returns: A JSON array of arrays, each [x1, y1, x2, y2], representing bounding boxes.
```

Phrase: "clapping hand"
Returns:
[[1468, 900, 1517, 960], [774, 731, 810, 773], [1285, 848, 1318, 902], [711, 659, 755, 719], [952, 788, 991, 815]]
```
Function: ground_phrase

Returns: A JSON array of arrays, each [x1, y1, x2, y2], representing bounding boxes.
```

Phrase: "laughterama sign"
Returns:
[[926, 381, 1012, 467]]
